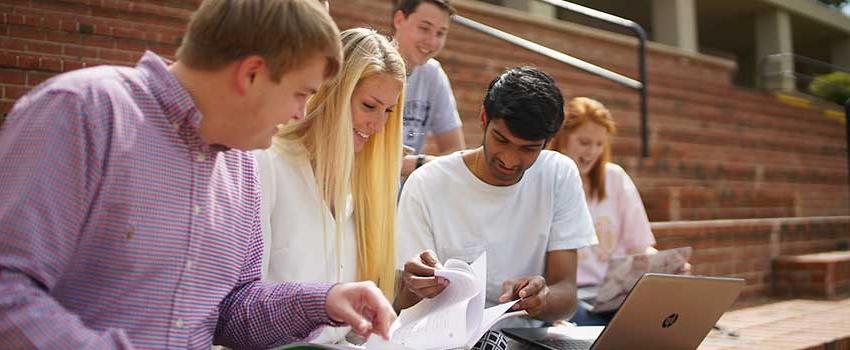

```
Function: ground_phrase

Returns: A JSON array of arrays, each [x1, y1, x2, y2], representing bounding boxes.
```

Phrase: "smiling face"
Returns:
[[562, 121, 609, 176], [478, 118, 546, 186], [350, 73, 403, 152], [392, 2, 450, 69]]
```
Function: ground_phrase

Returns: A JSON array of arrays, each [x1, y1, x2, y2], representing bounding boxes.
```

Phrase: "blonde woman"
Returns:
[[254, 28, 405, 344]]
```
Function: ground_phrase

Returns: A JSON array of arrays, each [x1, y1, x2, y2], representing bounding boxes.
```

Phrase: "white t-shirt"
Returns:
[[576, 163, 656, 286], [254, 144, 357, 344], [396, 150, 597, 328], [402, 58, 462, 154]]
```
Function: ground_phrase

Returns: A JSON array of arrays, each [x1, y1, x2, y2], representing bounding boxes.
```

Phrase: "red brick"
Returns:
[[80, 34, 113, 49], [114, 38, 147, 52], [16, 54, 39, 70], [98, 48, 136, 63], [0, 37, 27, 51], [111, 27, 145, 41], [0, 68, 26, 85], [1, 100, 15, 116], [30, 0, 91, 16], [38, 56, 62, 72], [0, 52, 16, 68], [63, 45, 97, 59], [26, 40, 62, 55], [2, 84, 27, 99], [5, 13, 24, 25], [46, 30, 78, 45], [59, 19, 77, 33], [26, 71, 55, 86], [62, 59, 85, 72], [7, 24, 46, 41]]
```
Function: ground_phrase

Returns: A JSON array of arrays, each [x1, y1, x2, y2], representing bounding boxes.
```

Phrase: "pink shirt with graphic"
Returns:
[[576, 163, 656, 286]]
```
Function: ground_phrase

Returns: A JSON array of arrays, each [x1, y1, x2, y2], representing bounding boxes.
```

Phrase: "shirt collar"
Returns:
[[138, 51, 230, 153], [138, 51, 203, 130]]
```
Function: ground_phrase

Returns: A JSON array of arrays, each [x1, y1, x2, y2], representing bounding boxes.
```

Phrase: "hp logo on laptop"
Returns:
[[662, 313, 679, 328]]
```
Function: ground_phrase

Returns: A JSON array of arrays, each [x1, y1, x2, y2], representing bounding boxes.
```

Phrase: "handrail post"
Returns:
[[535, 0, 650, 157], [635, 24, 649, 158], [845, 97, 850, 199]]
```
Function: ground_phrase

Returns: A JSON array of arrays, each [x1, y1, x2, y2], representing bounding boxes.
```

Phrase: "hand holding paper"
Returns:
[[367, 253, 526, 350], [498, 275, 550, 318]]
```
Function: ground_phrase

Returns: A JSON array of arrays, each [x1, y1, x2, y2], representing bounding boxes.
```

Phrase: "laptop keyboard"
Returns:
[[537, 339, 594, 350]]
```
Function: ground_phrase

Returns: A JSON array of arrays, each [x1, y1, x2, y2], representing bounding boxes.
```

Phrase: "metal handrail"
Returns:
[[452, 1, 650, 157], [534, 0, 649, 157], [452, 16, 641, 89]]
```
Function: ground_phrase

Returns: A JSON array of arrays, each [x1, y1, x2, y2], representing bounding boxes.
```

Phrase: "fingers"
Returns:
[[420, 250, 443, 269], [403, 250, 447, 299], [326, 282, 396, 340], [360, 284, 397, 340], [517, 277, 543, 299], [403, 274, 448, 299], [404, 256, 437, 278], [499, 279, 517, 302], [506, 277, 547, 316], [335, 299, 373, 336]]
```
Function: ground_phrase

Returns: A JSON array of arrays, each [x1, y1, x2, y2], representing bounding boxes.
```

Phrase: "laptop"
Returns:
[[503, 273, 744, 350], [579, 247, 692, 313]]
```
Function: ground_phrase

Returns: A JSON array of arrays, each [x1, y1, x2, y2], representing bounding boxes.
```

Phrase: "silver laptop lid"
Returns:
[[592, 273, 744, 350]]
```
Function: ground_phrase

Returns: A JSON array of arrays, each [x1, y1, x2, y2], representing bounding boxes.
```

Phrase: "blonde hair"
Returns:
[[176, 0, 342, 81], [274, 28, 405, 298], [549, 97, 616, 201]]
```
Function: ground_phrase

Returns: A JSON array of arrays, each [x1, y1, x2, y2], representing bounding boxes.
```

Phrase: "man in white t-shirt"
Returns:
[[391, 0, 466, 176], [395, 67, 598, 328]]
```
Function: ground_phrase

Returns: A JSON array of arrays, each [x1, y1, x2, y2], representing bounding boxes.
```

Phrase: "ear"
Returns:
[[234, 55, 266, 96], [393, 10, 407, 32]]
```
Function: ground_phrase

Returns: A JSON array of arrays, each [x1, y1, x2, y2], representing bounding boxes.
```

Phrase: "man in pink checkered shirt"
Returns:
[[0, 1, 395, 349]]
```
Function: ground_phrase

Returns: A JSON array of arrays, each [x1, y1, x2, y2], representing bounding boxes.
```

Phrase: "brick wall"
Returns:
[[773, 251, 850, 300], [652, 216, 850, 304], [0, 0, 196, 123], [1, 0, 848, 220]]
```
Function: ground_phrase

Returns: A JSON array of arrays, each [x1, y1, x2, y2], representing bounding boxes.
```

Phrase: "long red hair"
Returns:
[[548, 97, 616, 201]]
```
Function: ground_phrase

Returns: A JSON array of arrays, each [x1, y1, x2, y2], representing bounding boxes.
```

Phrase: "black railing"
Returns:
[[452, 0, 650, 157], [537, 0, 649, 158]]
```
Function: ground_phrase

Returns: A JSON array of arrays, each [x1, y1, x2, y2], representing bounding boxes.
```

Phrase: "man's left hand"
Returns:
[[498, 276, 549, 318]]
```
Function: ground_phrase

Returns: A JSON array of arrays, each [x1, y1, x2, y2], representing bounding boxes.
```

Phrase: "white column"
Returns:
[[756, 9, 795, 91], [831, 37, 850, 70], [651, 0, 698, 52]]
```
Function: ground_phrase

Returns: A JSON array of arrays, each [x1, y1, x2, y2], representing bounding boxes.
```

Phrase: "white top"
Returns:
[[396, 151, 597, 328], [254, 144, 357, 344], [576, 163, 656, 286], [402, 58, 462, 154]]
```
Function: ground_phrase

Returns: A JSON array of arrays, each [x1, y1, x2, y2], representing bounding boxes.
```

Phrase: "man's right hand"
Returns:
[[395, 250, 449, 310], [326, 281, 396, 340]]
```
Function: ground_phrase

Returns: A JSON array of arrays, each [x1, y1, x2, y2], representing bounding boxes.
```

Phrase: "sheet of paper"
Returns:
[[366, 252, 524, 349], [464, 301, 524, 349]]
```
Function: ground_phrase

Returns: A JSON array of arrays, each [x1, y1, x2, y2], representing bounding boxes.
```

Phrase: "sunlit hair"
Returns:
[[274, 28, 405, 298], [548, 97, 616, 201]]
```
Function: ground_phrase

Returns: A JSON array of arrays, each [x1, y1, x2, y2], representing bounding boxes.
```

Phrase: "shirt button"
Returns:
[[174, 318, 185, 329], [185, 259, 193, 271], [171, 122, 180, 131], [126, 225, 134, 240], [193, 205, 202, 215], [195, 153, 206, 162]]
